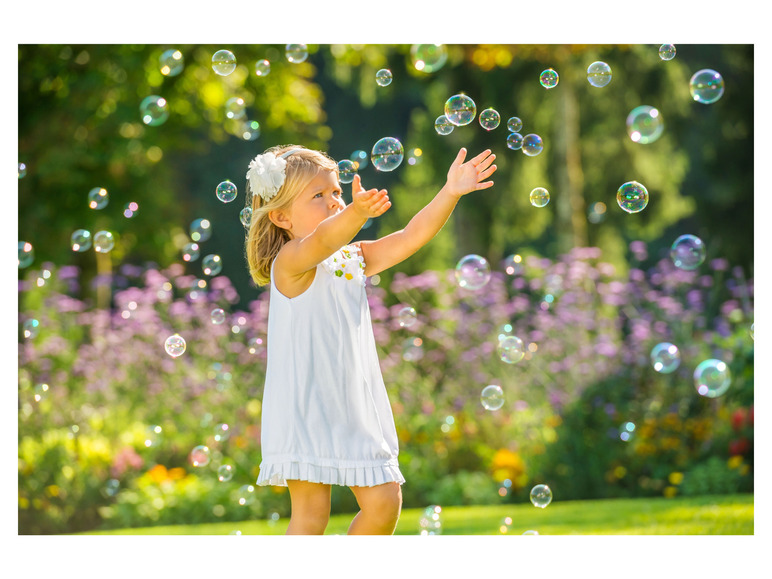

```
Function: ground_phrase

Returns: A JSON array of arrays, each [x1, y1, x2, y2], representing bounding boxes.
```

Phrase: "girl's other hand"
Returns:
[[444, 148, 497, 198], [351, 174, 391, 219]]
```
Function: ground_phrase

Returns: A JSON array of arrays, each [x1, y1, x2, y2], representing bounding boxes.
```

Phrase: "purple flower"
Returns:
[[710, 258, 729, 272]]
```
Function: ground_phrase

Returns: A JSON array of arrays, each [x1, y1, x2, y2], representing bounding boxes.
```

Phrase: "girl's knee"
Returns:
[[364, 483, 403, 519]]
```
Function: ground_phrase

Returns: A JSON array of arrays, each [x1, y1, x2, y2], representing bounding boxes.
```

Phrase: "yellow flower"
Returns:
[[668, 472, 684, 485], [663, 486, 678, 498], [727, 455, 744, 470]]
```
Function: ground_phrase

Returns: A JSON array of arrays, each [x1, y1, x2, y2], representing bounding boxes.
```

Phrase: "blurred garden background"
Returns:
[[17, 43, 754, 535]]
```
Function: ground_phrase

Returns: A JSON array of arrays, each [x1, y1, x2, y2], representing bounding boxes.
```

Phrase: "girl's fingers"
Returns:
[[476, 153, 496, 171], [452, 147, 468, 167], [469, 149, 493, 165], [478, 165, 497, 180]]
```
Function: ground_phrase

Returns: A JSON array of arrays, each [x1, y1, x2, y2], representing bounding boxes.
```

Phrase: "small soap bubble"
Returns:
[[23, 318, 40, 339], [397, 306, 417, 328], [217, 464, 234, 482], [626, 105, 664, 144], [211, 308, 226, 325], [616, 181, 649, 213], [507, 132, 523, 150], [267, 511, 280, 526], [651, 342, 681, 373], [376, 68, 393, 87], [216, 180, 238, 203], [139, 96, 169, 126], [350, 150, 368, 170], [212, 50, 237, 76], [523, 530, 540, 535], [248, 336, 265, 355], [690, 69, 724, 104], [190, 218, 212, 243], [522, 134, 543, 156], [659, 44, 676, 61], [670, 234, 706, 270], [189, 445, 211, 467], [239, 207, 252, 228], [693, 359, 731, 398], [144, 425, 163, 447], [530, 187, 550, 208], [587, 201, 607, 224], [182, 242, 200, 262], [202, 254, 223, 276], [236, 484, 256, 506], [71, 229, 92, 252], [619, 421, 636, 442], [240, 120, 261, 141], [444, 94, 477, 126], [401, 337, 424, 362], [371, 137, 404, 172], [434, 115, 454, 135], [498, 334, 525, 364], [285, 44, 308, 63], [123, 201, 139, 219], [411, 44, 447, 73], [750, 323, 754, 340], [255, 59, 271, 77], [504, 254, 523, 276], [93, 231, 115, 253], [530, 484, 552, 508], [479, 108, 501, 130], [481, 384, 505, 411], [225, 97, 246, 120], [499, 516, 514, 534], [540, 68, 559, 89], [164, 334, 186, 357], [159, 49, 184, 76], [455, 254, 491, 290], [88, 187, 109, 209], [587, 61, 612, 87], [507, 117, 523, 132], [18, 162, 27, 179], [34, 383, 49, 402], [213, 423, 230, 442], [338, 159, 358, 184], [418, 505, 443, 535]]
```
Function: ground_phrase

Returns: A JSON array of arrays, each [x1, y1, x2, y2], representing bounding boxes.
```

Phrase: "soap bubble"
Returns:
[[690, 69, 724, 104], [530, 484, 552, 508], [670, 234, 706, 270], [530, 187, 550, 208], [435, 115, 454, 135], [619, 421, 636, 442], [499, 516, 514, 534], [239, 207, 252, 228], [285, 44, 308, 63], [504, 254, 523, 276], [189, 445, 211, 467], [216, 180, 238, 203], [626, 105, 663, 144], [401, 337, 424, 362], [410, 44, 447, 73], [507, 117, 523, 132], [160, 49, 184, 76], [236, 485, 256, 506], [651, 342, 681, 373], [659, 44, 676, 61], [182, 242, 200, 262], [350, 150, 368, 170], [750, 323, 754, 340], [540, 68, 559, 89], [202, 254, 223, 276], [479, 108, 500, 130], [376, 68, 393, 87], [523, 530, 540, 535], [371, 137, 404, 172], [455, 254, 491, 290], [139, 95, 169, 126], [240, 120, 261, 141], [211, 308, 226, 325], [397, 306, 417, 328], [616, 181, 649, 213], [71, 229, 92, 252], [164, 334, 186, 357], [255, 59, 271, 77], [418, 505, 443, 535], [213, 423, 230, 442], [34, 383, 49, 402], [123, 201, 139, 219], [93, 231, 115, 253], [444, 94, 477, 126], [507, 132, 523, 150], [498, 334, 525, 364], [481, 385, 505, 411], [18, 162, 27, 178], [190, 218, 212, 243], [693, 359, 731, 398], [587, 61, 612, 87], [212, 50, 237, 76], [338, 159, 358, 184], [144, 425, 163, 447], [88, 187, 109, 209], [23, 318, 40, 339], [217, 464, 234, 482], [588, 201, 608, 224], [522, 134, 543, 156], [225, 97, 246, 120]]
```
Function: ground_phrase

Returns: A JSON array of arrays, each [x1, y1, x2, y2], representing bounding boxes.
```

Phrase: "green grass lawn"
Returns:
[[80, 493, 753, 535]]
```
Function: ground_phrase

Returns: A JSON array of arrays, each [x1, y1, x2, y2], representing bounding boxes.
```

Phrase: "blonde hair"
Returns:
[[245, 144, 338, 286]]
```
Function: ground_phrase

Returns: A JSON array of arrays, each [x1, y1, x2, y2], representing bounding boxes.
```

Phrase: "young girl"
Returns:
[[245, 144, 496, 535]]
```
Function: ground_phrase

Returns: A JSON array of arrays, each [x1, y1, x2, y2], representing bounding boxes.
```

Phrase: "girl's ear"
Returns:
[[268, 209, 291, 231]]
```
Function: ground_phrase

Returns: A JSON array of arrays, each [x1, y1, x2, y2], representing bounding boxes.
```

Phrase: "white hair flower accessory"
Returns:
[[246, 152, 288, 202]]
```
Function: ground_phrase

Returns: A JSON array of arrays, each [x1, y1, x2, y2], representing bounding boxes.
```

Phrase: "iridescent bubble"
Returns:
[[144, 425, 163, 447], [626, 105, 664, 144], [498, 334, 525, 364], [651, 342, 681, 373], [93, 231, 115, 253], [248, 336, 265, 355], [212, 49, 237, 76], [659, 44, 676, 61], [213, 423, 230, 442], [397, 306, 417, 328], [225, 97, 246, 120], [216, 180, 238, 203], [418, 505, 443, 535], [499, 516, 514, 534], [123, 201, 139, 218], [435, 115, 454, 135], [102, 478, 121, 497], [211, 308, 226, 325], [239, 207, 252, 228], [338, 159, 358, 184], [693, 359, 731, 398], [33, 382, 49, 402], [616, 181, 649, 213], [285, 44, 308, 64], [255, 59, 271, 77], [507, 117, 523, 132], [202, 254, 223, 276], [507, 132, 523, 150], [504, 254, 523, 276], [164, 334, 186, 357], [444, 94, 477, 126], [619, 421, 636, 442], [217, 464, 234, 482], [401, 337, 424, 362], [690, 69, 724, 104], [239, 119, 261, 141], [18, 162, 27, 178], [190, 218, 212, 243], [376, 68, 393, 87], [23, 318, 40, 339], [530, 484, 552, 508], [350, 150, 368, 170], [479, 108, 500, 131], [539, 68, 559, 89], [455, 254, 491, 290], [523, 530, 539, 535], [750, 323, 754, 340], [236, 484, 256, 506], [159, 49, 184, 76], [182, 242, 200, 262], [371, 137, 404, 172], [139, 95, 169, 126], [587, 61, 612, 87], [530, 187, 550, 208], [670, 234, 706, 270], [88, 187, 109, 209], [71, 229, 92, 252], [410, 44, 447, 73], [587, 201, 607, 224], [481, 384, 505, 411], [189, 445, 211, 467], [522, 134, 543, 156]]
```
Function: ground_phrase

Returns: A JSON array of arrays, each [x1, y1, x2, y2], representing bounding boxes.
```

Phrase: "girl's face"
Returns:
[[285, 169, 345, 239]]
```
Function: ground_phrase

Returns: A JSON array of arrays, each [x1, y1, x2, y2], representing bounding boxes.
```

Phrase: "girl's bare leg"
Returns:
[[347, 482, 402, 535], [285, 480, 332, 535]]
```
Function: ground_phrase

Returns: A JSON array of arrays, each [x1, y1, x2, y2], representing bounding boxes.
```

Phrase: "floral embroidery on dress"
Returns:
[[322, 244, 366, 286]]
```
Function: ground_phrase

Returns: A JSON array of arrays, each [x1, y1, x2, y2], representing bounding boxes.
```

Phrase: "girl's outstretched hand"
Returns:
[[351, 174, 391, 219], [444, 148, 497, 198]]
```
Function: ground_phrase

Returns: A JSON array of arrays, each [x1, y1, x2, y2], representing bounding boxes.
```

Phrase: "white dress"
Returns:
[[256, 244, 405, 487]]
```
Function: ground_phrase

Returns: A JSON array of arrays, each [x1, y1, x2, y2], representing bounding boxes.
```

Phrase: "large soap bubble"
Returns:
[[371, 137, 404, 172], [444, 94, 477, 126], [690, 69, 724, 104]]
